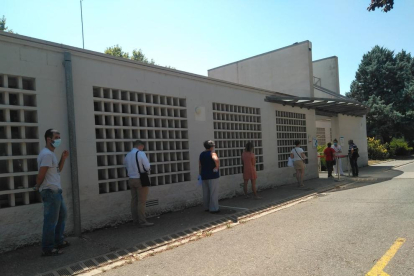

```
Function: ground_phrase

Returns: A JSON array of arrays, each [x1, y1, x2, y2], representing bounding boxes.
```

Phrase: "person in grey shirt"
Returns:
[[34, 129, 69, 256]]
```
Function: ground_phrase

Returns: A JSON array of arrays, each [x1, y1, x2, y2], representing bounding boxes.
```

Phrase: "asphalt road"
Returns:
[[102, 163, 414, 276]]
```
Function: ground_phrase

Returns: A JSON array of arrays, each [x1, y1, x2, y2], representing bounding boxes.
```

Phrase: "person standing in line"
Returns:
[[290, 140, 307, 187], [348, 139, 359, 177], [199, 140, 220, 214], [34, 129, 69, 256], [242, 142, 261, 199], [124, 140, 154, 227], [324, 142, 336, 178], [332, 139, 344, 176]]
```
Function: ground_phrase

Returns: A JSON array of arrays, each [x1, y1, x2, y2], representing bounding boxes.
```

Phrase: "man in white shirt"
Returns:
[[34, 129, 69, 256], [124, 140, 153, 227]]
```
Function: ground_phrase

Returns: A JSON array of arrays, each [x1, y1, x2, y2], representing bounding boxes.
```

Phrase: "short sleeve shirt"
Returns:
[[37, 148, 61, 191], [324, 147, 336, 161], [291, 147, 304, 161]]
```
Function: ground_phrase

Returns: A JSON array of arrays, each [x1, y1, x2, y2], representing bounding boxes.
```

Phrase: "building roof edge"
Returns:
[[208, 40, 311, 71]]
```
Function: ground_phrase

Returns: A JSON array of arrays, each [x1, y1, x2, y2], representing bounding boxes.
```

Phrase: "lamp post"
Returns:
[[80, 0, 85, 49]]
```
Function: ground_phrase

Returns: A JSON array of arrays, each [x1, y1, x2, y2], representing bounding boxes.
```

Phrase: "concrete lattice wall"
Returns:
[[0, 34, 321, 252]]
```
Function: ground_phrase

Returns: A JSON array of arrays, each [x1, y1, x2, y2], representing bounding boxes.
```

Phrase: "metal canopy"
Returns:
[[265, 96, 369, 117]]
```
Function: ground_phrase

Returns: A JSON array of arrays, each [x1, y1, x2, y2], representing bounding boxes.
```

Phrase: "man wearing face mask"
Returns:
[[34, 129, 69, 256], [331, 139, 344, 176]]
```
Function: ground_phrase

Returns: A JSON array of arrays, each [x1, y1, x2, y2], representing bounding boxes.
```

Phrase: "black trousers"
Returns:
[[350, 157, 359, 176], [326, 161, 334, 177]]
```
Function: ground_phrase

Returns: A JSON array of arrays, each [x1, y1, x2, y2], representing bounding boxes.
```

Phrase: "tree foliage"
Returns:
[[105, 45, 174, 69], [367, 0, 394, 12], [0, 15, 15, 33], [346, 46, 414, 144], [104, 45, 129, 59]]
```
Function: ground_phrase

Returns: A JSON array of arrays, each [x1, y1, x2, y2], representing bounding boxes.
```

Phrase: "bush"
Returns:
[[389, 138, 413, 156], [317, 144, 328, 169], [367, 137, 389, 160]]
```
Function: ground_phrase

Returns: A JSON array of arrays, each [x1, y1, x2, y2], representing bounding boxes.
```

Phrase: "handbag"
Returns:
[[136, 151, 151, 187], [294, 148, 308, 165], [287, 157, 294, 167]]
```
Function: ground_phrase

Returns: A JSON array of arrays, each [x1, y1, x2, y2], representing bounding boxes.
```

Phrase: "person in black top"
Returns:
[[199, 140, 220, 213], [348, 140, 359, 177]]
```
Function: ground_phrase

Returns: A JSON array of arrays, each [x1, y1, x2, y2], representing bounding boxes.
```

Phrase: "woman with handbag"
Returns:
[[242, 142, 261, 199], [290, 140, 307, 187], [199, 140, 220, 214]]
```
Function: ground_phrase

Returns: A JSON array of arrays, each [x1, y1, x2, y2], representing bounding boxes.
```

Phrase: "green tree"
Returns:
[[0, 15, 15, 33], [105, 45, 174, 69], [104, 45, 129, 59], [367, 0, 394, 12], [347, 46, 414, 143]]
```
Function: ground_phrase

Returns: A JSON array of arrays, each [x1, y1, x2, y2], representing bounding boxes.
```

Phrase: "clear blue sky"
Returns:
[[3, 0, 414, 94]]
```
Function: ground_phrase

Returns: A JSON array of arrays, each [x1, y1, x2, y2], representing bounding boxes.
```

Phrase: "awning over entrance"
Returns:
[[265, 96, 369, 117]]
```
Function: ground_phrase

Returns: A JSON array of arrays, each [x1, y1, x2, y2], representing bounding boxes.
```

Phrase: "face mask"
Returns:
[[52, 139, 62, 148], [334, 143, 337, 146]]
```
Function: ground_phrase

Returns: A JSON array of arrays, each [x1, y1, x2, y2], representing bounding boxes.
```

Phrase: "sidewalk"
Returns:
[[1, 158, 413, 276]]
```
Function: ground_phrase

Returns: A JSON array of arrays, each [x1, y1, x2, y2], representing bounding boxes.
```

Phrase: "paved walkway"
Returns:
[[1, 158, 413, 276]]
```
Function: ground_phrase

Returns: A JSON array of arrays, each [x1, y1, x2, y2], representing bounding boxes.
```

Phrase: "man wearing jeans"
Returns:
[[34, 129, 69, 256], [124, 140, 153, 227]]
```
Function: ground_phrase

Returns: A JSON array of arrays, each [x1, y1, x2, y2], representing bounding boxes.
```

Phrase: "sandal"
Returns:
[[56, 240, 70, 249], [42, 249, 63, 257]]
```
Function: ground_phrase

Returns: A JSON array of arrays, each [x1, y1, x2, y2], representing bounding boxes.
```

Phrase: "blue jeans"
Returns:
[[40, 189, 67, 251]]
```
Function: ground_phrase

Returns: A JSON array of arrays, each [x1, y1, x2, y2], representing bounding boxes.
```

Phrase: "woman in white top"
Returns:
[[290, 140, 307, 187], [331, 138, 344, 176]]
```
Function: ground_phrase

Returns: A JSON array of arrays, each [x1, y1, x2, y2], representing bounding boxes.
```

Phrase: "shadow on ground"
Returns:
[[0, 159, 412, 276]]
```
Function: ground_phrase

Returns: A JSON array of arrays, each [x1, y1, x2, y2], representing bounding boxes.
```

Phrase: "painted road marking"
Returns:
[[366, 238, 406, 276]]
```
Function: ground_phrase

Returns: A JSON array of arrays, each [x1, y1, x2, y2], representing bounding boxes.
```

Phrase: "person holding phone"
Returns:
[[199, 140, 220, 214], [34, 129, 69, 256]]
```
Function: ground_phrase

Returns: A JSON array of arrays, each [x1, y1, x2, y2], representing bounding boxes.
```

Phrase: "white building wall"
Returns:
[[331, 115, 368, 167], [312, 56, 340, 94], [0, 40, 74, 252], [208, 41, 314, 98], [0, 34, 319, 252]]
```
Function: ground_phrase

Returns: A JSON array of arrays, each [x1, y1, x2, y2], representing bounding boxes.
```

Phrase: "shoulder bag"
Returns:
[[136, 151, 151, 187], [294, 148, 308, 165]]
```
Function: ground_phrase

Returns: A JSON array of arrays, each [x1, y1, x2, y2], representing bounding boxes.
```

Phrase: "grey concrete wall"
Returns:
[[208, 41, 314, 98], [312, 57, 340, 94], [0, 34, 320, 252]]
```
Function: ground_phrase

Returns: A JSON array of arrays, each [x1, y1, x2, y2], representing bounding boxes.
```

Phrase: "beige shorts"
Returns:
[[294, 160, 305, 170]]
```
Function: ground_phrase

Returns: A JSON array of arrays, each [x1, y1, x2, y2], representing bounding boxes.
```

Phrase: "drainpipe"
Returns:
[[63, 52, 82, 236]]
